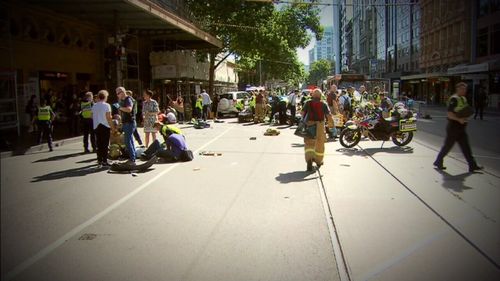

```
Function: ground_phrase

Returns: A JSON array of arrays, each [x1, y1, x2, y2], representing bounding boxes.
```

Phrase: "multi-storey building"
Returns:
[[340, 0, 354, 72], [309, 26, 335, 70], [401, 0, 471, 104]]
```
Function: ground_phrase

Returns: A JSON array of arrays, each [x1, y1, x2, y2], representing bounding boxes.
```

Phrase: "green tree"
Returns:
[[307, 59, 331, 86], [186, 0, 322, 92]]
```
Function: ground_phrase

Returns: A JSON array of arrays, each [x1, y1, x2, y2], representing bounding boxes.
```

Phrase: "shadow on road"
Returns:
[[33, 151, 86, 163], [275, 170, 317, 184], [436, 169, 473, 192], [31, 164, 107, 182], [336, 146, 413, 157]]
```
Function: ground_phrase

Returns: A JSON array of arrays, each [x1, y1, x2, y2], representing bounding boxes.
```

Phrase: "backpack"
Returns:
[[341, 95, 351, 111]]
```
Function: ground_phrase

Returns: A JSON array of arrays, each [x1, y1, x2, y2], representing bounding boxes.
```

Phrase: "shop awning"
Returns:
[[21, 0, 222, 49], [447, 62, 489, 75], [400, 72, 451, 80]]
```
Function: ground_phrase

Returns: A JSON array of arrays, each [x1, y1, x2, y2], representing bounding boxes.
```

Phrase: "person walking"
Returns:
[[302, 89, 334, 171], [211, 94, 219, 121], [92, 90, 114, 167], [474, 87, 488, 120], [433, 82, 483, 173], [116, 87, 137, 165], [80, 92, 96, 153], [142, 89, 159, 147], [288, 89, 299, 125], [36, 98, 56, 152], [200, 89, 211, 121]]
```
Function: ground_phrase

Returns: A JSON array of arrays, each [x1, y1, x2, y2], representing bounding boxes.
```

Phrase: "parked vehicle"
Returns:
[[339, 107, 417, 148], [217, 91, 250, 116]]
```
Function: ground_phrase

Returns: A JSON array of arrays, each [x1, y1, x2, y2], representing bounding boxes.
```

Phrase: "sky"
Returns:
[[296, 5, 333, 66]]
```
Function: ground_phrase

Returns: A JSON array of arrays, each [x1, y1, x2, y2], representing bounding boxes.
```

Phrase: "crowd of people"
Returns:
[[29, 81, 482, 173]]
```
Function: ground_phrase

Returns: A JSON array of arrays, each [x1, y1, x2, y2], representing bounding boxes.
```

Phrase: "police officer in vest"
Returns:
[[434, 82, 483, 172], [37, 98, 55, 151], [81, 92, 96, 153]]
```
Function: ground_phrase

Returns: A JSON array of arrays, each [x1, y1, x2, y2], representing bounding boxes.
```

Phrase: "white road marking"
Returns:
[[3, 126, 234, 281]]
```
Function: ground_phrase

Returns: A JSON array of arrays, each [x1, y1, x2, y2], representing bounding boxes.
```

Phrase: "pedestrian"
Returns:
[[327, 85, 340, 139], [25, 95, 38, 133], [474, 87, 488, 120], [211, 93, 219, 121], [379, 92, 393, 118], [338, 90, 352, 120], [125, 90, 144, 147], [36, 98, 56, 152], [433, 82, 483, 173], [68, 95, 80, 136], [92, 90, 114, 167], [301, 89, 334, 171], [200, 89, 211, 121], [254, 89, 266, 123], [116, 87, 137, 165], [195, 94, 203, 119], [142, 89, 159, 147], [174, 95, 185, 123], [288, 89, 299, 125], [269, 92, 280, 123], [80, 92, 96, 153]]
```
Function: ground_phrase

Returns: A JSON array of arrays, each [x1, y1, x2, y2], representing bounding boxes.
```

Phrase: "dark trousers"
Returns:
[[474, 104, 484, 120], [289, 105, 296, 125], [95, 124, 110, 163], [436, 120, 476, 167], [37, 120, 53, 149], [133, 128, 143, 145], [202, 105, 209, 121], [82, 118, 96, 150], [143, 139, 177, 162]]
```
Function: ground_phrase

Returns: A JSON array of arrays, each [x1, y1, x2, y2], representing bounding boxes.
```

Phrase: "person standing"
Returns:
[[36, 98, 56, 152], [92, 90, 114, 167], [288, 89, 299, 125], [211, 94, 219, 121], [433, 82, 483, 172], [80, 92, 96, 153], [302, 89, 334, 171], [326, 85, 340, 139], [116, 87, 137, 164], [200, 89, 211, 121], [142, 89, 159, 147], [254, 90, 266, 123], [474, 87, 488, 120], [174, 95, 185, 123], [194, 94, 203, 119]]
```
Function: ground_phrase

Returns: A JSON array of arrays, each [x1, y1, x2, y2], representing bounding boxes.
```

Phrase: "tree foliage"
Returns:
[[307, 59, 332, 86], [186, 0, 322, 85]]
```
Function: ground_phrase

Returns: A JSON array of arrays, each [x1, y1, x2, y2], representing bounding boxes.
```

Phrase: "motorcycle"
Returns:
[[339, 107, 417, 148]]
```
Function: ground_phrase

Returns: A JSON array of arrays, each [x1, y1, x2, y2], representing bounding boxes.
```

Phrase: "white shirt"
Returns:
[[201, 92, 212, 106], [166, 112, 177, 124], [92, 101, 111, 129]]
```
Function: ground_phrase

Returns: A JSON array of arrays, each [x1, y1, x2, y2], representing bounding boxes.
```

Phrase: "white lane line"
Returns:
[[3, 126, 234, 281]]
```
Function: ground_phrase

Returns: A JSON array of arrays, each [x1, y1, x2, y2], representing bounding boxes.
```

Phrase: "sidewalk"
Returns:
[[418, 104, 500, 118]]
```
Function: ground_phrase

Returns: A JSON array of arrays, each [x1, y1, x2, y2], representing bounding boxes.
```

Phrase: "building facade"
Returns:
[[340, 0, 354, 72], [309, 26, 335, 70], [0, 0, 221, 135]]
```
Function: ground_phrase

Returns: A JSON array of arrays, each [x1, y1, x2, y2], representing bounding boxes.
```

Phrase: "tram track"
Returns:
[[355, 144, 500, 270]]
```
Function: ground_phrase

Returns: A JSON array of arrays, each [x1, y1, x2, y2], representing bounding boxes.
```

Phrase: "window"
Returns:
[[491, 24, 500, 55], [477, 27, 488, 57]]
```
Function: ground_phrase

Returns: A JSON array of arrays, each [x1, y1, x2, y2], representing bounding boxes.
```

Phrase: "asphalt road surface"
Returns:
[[1, 112, 499, 281]]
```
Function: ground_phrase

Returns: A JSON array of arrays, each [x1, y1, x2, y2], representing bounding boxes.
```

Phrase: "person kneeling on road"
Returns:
[[141, 122, 189, 162]]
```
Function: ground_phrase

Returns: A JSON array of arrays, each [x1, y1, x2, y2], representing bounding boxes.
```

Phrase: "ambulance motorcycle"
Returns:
[[339, 102, 417, 148]]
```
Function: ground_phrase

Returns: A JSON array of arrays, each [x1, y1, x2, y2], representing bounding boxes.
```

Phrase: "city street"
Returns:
[[1, 110, 500, 281]]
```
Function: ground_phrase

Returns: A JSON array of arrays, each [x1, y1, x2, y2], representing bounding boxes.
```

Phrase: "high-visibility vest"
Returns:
[[249, 96, 256, 108], [447, 94, 468, 112], [195, 98, 203, 110], [38, 106, 51, 121], [161, 124, 182, 136], [81, 101, 93, 118]]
